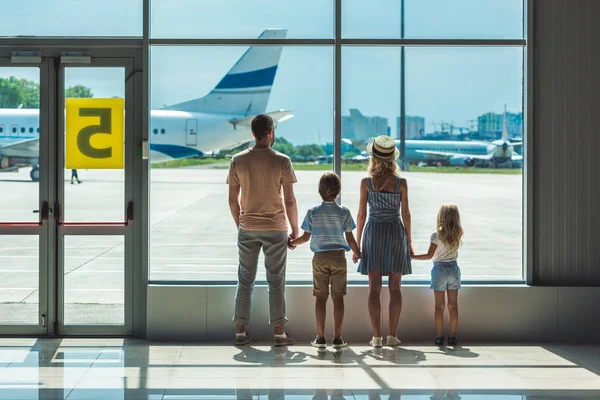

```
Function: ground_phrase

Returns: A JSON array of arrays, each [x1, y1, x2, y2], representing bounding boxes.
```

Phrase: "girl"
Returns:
[[413, 204, 463, 346], [356, 135, 413, 348]]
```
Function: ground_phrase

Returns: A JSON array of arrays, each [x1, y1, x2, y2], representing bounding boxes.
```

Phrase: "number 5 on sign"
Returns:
[[66, 98, 124, 169]]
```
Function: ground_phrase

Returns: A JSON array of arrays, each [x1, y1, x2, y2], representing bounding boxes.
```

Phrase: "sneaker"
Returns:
[[447, 336, 457, 346], [332, 337, 347, 349], [369, 336, 383, 348], [234, 332, 251, 346], [434, 336, 445, 346], [311, 335, 327, 348], [386, 335, 402, 347], [274, 333, 295, 346]]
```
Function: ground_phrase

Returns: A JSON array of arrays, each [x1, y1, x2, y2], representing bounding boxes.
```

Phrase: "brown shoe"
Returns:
[[234, 332, 251, 346], [273, 333, 295, 346]]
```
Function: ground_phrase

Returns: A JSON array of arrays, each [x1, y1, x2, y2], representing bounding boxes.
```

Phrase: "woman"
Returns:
[[355, 135, 413, 347]]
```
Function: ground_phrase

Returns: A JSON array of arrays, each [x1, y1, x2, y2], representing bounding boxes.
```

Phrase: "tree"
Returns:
[[296, 144, 325, 159], [272, 137, 297, 158], [0, 77, 40, 108], [66, 85, 93, 99]]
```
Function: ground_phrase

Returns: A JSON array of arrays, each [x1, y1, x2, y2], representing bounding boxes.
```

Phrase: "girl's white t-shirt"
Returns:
[[430, 232, 459, 263]]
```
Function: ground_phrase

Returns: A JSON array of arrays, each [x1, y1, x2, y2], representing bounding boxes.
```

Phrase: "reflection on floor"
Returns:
[[0, 339, 599, 399]]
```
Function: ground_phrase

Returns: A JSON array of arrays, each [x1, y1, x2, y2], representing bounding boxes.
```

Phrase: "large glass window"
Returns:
[[149, 46, 334, 281], [0, 0, 142, 37], [343, 0, 523, 39], [148, 1, 526, 283], [150, 0, 333, 39]]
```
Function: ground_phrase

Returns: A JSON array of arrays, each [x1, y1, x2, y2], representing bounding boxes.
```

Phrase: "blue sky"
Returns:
[[3, 0, 524, 145]]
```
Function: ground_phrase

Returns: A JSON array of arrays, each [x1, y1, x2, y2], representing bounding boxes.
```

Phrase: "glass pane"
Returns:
[[0, 67, 40, 222], [343, 0, 524, 39], [341, 47, 401, 281], [64, 236, 124, 325], [63, 67, 125, 223], [405, 47, 523, 281], [341, 46, 523, 281], [150, 0, 333, 39], [0, 235, 38, 324], [0, 0, 142, 36], [150, 46, 334, 281]]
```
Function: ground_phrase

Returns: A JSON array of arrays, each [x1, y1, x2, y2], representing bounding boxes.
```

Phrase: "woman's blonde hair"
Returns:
[[437, 204, 463, 252], [368, 158, 399, 190]]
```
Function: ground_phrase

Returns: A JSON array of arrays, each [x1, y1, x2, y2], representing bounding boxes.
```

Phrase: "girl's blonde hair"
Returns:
[[437, 204, 463, 252], [368, 158, 399, 190]]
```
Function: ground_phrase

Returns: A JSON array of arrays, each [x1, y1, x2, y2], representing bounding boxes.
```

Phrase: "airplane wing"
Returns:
[[511, 153, 523, 161], [229, 109, 294, 129], [415, 149, 493, 161], [0, 137, 39, 157]]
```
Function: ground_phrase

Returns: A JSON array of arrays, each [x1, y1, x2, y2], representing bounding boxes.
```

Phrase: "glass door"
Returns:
[[0, 58, 49, 334], [55, 56, 136, 335]]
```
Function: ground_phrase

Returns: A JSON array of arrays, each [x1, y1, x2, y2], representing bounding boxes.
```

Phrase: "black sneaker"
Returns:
[[434, 336, 445, 346], [311, 335, 327, 348], [332, 337, 347, 349], [447, 336, 458, 346]]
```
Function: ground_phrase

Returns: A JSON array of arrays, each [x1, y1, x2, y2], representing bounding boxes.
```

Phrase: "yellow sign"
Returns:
[[66, 98, 124, 169]]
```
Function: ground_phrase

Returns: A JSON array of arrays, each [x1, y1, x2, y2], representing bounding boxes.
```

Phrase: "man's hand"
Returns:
[[288, 230, 298, 250], [352, 250, 361, 264]]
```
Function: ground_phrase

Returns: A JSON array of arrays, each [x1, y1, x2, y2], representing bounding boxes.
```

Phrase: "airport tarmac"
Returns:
[[0, 167, 522, 324]]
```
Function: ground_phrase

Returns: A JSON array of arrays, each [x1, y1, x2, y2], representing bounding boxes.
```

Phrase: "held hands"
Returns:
[[352, 249, 361, 264], [287, 230, 298, 250]]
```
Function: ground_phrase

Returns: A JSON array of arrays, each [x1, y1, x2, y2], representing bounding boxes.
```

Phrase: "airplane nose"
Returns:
[[502, 142, 508, 151]]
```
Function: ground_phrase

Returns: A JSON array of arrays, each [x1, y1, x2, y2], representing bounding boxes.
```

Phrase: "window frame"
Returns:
[[145, 0, 529, 286]]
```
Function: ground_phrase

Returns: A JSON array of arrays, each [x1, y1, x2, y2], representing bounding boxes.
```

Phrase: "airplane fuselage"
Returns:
[[0, 108, 254, 166]]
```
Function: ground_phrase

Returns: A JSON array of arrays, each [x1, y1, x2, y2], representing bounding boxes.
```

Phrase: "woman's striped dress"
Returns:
[[357, 177, 412, 276]]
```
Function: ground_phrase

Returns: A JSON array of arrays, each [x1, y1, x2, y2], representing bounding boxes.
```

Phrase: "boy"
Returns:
[[289, 172, 360, 348]]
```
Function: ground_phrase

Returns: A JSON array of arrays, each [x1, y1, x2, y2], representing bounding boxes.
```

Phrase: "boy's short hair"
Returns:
[[251, 114, 274, 141], [319, 172, 341, 202]]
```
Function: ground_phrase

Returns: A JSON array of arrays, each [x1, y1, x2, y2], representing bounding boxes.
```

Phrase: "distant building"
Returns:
[[396, 116, 426, 139], [478, 111, 523, 139], [342, 109, 389, 141]]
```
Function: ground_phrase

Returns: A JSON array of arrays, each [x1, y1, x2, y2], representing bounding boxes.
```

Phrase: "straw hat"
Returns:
[[366, 135, 399, 161]]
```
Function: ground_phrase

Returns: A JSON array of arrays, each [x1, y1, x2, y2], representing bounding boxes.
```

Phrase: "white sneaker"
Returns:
[[369, 336, 383, 348], [386, 335, 402, 347]]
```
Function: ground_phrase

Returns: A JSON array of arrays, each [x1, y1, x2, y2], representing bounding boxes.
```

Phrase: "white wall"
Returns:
[[146, 285, 600, 343]]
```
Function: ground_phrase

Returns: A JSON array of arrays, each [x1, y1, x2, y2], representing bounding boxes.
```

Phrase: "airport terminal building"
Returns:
[[0, 1, 598, 398]]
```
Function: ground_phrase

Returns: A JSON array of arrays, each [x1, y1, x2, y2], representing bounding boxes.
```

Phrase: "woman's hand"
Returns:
[[352, 250, 361, 264]]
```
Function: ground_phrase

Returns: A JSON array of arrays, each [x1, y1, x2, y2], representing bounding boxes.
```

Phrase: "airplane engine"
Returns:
[[449, 155, 476, 167]]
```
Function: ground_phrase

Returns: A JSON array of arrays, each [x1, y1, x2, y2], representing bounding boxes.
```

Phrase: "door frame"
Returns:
[[0, 42, 146, 336]]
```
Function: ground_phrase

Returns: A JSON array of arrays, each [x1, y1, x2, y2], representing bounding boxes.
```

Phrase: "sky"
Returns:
[[2, 0, 524, 145]]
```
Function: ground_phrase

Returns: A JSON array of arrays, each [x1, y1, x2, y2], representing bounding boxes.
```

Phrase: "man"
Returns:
[[227, 114, 298, 346]]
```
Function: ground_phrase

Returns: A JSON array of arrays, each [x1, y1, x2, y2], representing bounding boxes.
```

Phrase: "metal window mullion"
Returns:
[[525, 0, 534, 285], [341, 38, 526, 46], [139, 0, 150, 338], [149, 38, 335, 46], [334, 0, 342, 188]]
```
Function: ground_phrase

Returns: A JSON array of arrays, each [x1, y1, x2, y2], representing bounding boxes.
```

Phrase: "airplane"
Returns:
[[344, 107, 522, 168], [0, 29, 293, 181]]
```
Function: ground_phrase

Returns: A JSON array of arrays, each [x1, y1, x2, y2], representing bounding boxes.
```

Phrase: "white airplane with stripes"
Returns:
[[0, 29, 292, 181]]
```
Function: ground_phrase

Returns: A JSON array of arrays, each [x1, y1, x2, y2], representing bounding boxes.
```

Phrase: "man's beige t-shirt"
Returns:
[[227, 147, 297, 231]]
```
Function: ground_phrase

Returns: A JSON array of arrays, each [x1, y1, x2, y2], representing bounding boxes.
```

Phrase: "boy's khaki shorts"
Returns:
[[312, 250, 347, 297]]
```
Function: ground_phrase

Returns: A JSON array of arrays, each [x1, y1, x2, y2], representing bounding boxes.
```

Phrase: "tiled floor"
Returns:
[[0, 339, 599, 399]]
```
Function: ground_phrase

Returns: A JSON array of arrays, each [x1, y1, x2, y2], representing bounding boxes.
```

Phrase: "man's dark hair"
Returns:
[[251, 114, 275, 141], [319, 172, 341, 202]]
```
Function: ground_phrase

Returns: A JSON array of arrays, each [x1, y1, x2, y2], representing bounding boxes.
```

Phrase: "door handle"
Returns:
[[126, 201, 134, 222], [33, 202, 52, 221]]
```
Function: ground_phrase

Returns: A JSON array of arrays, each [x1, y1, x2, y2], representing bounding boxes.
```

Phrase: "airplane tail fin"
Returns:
[[165, 29, 287, 115]]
